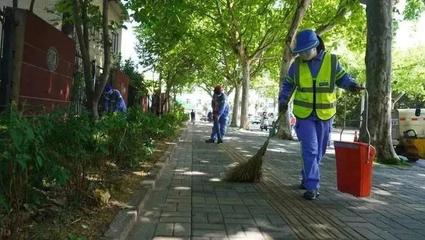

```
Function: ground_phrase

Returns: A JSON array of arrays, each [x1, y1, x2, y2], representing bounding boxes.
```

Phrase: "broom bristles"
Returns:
[[224, 138, 270, 182]]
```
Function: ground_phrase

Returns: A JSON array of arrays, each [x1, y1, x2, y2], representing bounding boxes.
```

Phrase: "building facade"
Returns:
[[0, 0, 123, 65]]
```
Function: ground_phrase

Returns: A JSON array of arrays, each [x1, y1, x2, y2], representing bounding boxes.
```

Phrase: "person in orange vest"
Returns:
[[279, 29, 364, 200]]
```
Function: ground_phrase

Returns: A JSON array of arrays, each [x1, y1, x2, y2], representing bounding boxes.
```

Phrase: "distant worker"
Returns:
[[278, 29, 364, 200], [207, 111, 213, 122], [103, 83, 127, 113], [205, 85, 229, 144], [260, 111, 269, 131], [190, 109, 196, 125]]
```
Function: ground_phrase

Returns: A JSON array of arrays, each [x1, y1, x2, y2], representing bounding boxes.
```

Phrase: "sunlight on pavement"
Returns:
[[362, 198, 389, 205], [132, 171, 148, 176], [348, 206, 369, 211], [173, 186, 191, 190], [388, 181, 403, 185], [181, 171, 207, 176], [209, 178, 221, 182], [309, 223, 333, 230], [228, 231, 268, 239], [372, 189, 392, 196], [267, 147, 290, 153], [174, 168, 190, 172]]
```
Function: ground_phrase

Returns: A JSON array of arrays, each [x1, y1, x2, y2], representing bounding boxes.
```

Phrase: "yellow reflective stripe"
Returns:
[[298, 87, 314, 92], [298, 87, 334, 93], [294, 100, 336, 109], [316, 87, 334, 93]]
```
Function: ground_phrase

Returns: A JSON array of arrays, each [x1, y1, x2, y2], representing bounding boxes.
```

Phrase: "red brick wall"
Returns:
[[19, 11, 75, 113], [112, 70, 129, 104]]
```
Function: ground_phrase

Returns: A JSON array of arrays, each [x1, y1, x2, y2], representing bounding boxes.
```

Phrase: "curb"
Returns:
[[104, 135, 180, 240]]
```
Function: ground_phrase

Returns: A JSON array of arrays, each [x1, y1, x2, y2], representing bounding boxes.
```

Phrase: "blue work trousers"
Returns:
[[295, 115, 333, 190], [211, 115, 228, 140]]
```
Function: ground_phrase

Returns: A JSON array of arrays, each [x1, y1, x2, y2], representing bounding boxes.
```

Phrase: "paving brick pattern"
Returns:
[[223, 127, 425, 240], [127, 123, 425, 239]]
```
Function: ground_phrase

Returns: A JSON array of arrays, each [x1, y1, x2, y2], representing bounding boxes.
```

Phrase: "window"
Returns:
[[111, 32, 119, 54]]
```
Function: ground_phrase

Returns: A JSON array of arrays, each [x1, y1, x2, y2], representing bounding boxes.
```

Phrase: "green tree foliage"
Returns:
[[120, 59, 148, 107], [393, 46, 425, 103], [403, 0, 425, 20]]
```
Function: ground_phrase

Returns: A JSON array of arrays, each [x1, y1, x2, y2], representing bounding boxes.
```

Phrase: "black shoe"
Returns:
[[303, 190, 320, 200], [205, 139, 215, 143], [217, 138, 223, 144], [299, 182, 306, 190]]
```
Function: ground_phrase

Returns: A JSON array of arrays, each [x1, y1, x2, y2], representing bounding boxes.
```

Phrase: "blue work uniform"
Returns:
[[211, 92, 229, 140], [278, 50, 359, 191], [104, 89, 127, 113]]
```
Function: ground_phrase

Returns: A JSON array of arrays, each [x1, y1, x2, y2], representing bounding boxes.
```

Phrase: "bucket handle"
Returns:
[[340, 87, 373, 164], [365, 89, 372, 163]]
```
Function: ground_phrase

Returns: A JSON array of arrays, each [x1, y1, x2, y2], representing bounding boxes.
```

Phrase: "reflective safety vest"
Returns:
[[293, 52, 338, 120]]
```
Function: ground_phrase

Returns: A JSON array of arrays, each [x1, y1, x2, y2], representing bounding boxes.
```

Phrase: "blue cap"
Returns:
[[292, 29, 319, 54], [104, 83, 112, 92]]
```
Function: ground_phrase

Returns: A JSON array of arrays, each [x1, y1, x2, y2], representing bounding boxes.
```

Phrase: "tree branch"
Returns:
[[279, 0, 312, 85], [92, 0, 112, 118], [316, 0, 354, 36], [199, 84, 213, 97], [249, 27, 276, 60], [29, 0, 36, 12], [250, 58, 266, 78]]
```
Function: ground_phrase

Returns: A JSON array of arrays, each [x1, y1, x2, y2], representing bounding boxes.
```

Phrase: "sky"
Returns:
[[395, 13, 425, 49], [121, 22, 141, 66]]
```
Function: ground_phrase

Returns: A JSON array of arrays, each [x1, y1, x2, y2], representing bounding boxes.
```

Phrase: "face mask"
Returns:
[[299, 48, 317, 61]]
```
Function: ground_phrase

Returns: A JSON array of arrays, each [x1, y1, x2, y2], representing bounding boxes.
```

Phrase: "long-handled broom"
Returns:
[[224, 116, 281, 182]]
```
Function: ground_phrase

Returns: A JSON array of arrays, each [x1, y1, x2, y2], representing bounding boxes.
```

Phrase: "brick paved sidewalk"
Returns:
[[127, 123, 425, 240]]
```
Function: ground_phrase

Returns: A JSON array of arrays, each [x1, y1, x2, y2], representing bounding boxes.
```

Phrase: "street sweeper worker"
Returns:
[[103, 83, 127, 113], [278, 29, 364, 200], [205, 85, 229, 144]]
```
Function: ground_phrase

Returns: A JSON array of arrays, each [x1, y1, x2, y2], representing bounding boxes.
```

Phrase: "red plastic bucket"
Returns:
[[334, 141, 376, 197]]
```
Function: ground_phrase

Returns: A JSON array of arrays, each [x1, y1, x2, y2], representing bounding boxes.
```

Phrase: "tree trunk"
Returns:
[[29, 0, 36, 12], [173, 86, 177, 104], [240, 59, 250, 129], [165, 84, 171, 113], [363, 0, 399, 164], [230, 84, 241, 127], [72, 0, 93, 115], [277, 0, 311, 139], [91, 0, 111, 119], [158, 73, 162, 115]]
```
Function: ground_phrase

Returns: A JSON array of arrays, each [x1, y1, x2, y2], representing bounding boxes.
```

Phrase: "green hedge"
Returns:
[[0, 105, 188, 217]]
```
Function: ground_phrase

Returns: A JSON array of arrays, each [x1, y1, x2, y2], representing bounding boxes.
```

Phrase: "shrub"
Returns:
[[0, 104, 188, 237]]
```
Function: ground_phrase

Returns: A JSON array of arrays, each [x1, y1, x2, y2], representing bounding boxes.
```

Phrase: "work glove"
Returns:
[[349, 84, 365, 94], [279, 103, 288, 113]]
